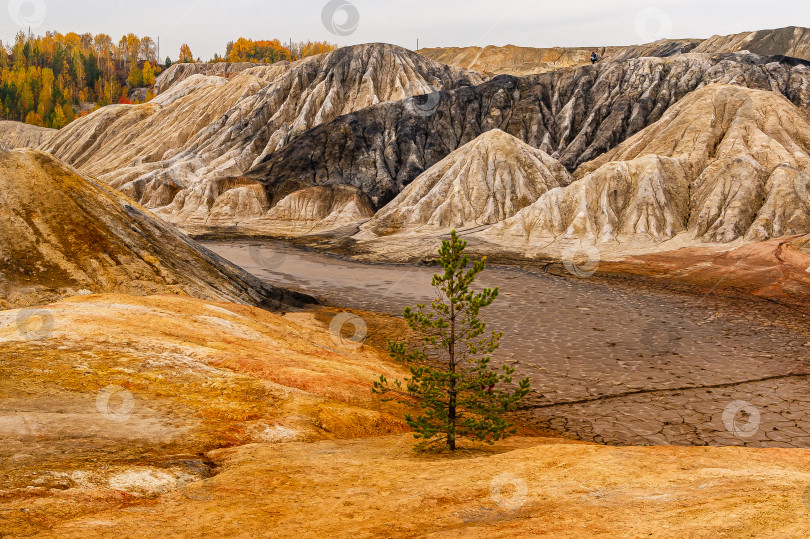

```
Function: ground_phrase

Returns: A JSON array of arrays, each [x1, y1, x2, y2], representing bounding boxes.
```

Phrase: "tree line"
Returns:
[[176, 39, 336, 65], [0, 32, 338, 129], [0, 31, 161, 128]]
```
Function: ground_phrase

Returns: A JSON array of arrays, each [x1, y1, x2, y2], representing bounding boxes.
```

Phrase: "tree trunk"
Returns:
[[448, 276, 457, 451]]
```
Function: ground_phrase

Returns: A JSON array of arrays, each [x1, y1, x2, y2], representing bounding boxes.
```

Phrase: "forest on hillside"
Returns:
[[0, 32, 336, 130]]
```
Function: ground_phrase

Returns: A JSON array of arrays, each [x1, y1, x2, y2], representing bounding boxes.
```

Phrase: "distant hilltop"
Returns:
[[419, 26, 810, 75]]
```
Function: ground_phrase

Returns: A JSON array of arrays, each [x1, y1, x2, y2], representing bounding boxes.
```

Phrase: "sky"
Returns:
[[1, 0, 808, 61]]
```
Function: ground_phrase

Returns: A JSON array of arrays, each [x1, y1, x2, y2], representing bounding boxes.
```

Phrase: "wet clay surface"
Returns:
[[204, 240, 810, 447]]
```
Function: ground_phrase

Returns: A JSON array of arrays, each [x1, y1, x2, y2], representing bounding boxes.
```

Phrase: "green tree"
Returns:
[[165, 56, 172, 67], [374, 231, 531, 451]]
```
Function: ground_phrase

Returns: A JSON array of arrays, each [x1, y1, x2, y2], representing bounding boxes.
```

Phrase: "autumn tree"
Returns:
[[373, 232, 531, 451], [127, 58, 142, 87], [179, 44, 194, 63], [291, 40, 337, 59], [25, 110, 44, 126], [51, 104, 66, 128], [142, 61, 155, 86]]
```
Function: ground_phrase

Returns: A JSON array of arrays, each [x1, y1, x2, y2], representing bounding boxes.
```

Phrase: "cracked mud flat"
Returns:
[[205, 239, 810, 448]]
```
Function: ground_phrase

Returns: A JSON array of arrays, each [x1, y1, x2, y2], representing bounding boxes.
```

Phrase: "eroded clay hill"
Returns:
[[479, 85, 810, 253], [42, 44, 484, 225], [0, 293, 411, 536], [0, 120, 55, 149], [250, 52, 810, 211], [153, 61, 272, 94], [0, 149, 310, 309], [361, 129, 572, 236]]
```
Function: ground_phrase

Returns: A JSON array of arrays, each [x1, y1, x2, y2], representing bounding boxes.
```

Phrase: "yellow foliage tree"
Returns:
[[62, 103, 76, 124], [127, 58, 142, 87], [51, 105, 67, 129], [24, 110, 44, 126], [179, 44, 194, 63], [142, 61, 155, 86]]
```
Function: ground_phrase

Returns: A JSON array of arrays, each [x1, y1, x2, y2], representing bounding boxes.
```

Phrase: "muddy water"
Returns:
[[204, 239, 810, 448]]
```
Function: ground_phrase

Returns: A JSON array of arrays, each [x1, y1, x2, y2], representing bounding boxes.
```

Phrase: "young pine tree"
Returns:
[[373, 231, 531, 451]]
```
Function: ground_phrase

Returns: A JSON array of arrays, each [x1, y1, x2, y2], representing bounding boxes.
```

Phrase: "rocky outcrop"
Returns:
[[0, 148, 311, 309], [361, 129, 572, 235], [0, 120, 55, 149], [479, 85, 810, 251], [249, 52, 810, 210]]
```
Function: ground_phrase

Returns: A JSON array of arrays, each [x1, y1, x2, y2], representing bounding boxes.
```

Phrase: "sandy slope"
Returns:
[[0, 148, 309, 310], [3, 293, 810, 537], [14, 434, 810, 538], [418, 39, 699, 76], [0, 293, 410, 536], [601, 234, 810, 311], [0, 120, 55, 149]]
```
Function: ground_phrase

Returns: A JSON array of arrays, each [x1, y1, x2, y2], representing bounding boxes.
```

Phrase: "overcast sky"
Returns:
[[1, 0, 807, 61]]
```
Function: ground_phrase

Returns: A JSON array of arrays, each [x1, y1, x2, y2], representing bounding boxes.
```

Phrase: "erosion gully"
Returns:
[[203, 239, 810, 448]]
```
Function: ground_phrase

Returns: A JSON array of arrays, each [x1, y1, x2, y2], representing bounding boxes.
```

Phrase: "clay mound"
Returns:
[[42, 75, 263, 183], [153, 61, 275, 94], [0, 149, 311, 309], [361, 129, 572, 236], [480, 85, 810, 251], [0, 120, 55, 149], [259, 185, 376, 235], [42, 67, 284, 181], [155, 178, 376, 235]]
